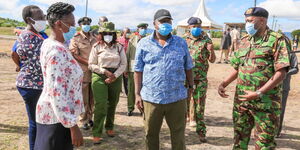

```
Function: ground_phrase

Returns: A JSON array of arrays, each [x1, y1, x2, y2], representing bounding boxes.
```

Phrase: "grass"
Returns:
[[0, 27, 15, 36]]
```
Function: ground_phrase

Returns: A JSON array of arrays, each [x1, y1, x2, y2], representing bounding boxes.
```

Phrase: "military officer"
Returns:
[[125, 23, 148, 116], [186, 17, 216, 142], [218, 7, 291, 149], [69, 17, 97, 130]]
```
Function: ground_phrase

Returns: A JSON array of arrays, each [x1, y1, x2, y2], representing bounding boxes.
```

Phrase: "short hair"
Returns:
[[22, 5, 40, 24], [46, 2, 75, 28]]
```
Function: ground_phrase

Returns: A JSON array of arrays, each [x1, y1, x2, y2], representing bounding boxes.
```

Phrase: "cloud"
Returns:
[[0, 0, 27, 20], [143, 0, 196, 6], [30, 0, 84, 6], [258, 0, 300, 19]]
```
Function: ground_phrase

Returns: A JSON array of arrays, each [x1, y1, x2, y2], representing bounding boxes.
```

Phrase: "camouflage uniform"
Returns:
[[187, 33, 212, 137], [230, 29, 290, 150]]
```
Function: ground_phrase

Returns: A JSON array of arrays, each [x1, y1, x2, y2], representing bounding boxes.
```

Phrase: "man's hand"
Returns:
[[135, 95, 144, 114], [188, 87, 194, 99], [218, 82, 229, 98], [70, 125, 83, 147], [239, 90, 259, 101], [104, 70, 115, 79]]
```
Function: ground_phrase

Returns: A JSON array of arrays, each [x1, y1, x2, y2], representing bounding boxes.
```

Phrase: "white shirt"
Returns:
[[230, 29, 240, 40], [36, 38, 84, 128]]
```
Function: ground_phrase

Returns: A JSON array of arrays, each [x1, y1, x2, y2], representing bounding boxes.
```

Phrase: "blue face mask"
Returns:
[[158, 23, 172, 36], [82, 25, 91, 33], [245, 22, 257, 36], [190, 27, 202, 37], [139, 29, 147, 36], [61, 22, 77, 41]]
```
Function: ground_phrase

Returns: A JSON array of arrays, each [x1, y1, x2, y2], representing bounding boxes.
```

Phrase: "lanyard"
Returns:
[[22, 30, 45, 40]]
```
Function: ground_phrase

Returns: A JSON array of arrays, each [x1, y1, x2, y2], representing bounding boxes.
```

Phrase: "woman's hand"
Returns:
[[70, 125, 83, 147], [104, 70, 115, 78], [105, 76, 116, 84]]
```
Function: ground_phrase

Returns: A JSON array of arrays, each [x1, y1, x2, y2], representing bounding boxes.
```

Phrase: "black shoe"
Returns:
[[82, 123, 90, 130], [127, 111, 133, 116], [88, 120, 94, 127]]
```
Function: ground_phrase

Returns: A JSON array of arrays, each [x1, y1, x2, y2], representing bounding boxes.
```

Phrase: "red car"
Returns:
[[13, 27, 25, 36]]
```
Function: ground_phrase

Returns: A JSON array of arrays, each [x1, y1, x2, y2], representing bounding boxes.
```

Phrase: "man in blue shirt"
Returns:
[[134, 9, 194, 150]]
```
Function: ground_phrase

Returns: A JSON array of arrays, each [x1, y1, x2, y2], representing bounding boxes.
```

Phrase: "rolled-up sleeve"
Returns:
[[183, 41, 194, 70], [114, 46, 127, 78], [134, 41, 145, 72], [88, 45, 106, 74]]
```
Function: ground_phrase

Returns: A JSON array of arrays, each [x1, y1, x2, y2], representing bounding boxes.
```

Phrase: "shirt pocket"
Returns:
[[250, 47, 273, 72]]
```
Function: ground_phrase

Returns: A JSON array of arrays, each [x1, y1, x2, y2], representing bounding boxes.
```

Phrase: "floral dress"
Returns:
[[36, 38, 85, 128]]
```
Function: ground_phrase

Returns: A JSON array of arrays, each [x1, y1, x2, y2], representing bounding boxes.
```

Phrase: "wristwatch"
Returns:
[[255, 90, 263, 98]]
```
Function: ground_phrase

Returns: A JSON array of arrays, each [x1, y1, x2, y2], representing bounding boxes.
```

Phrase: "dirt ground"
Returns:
[[0, 39, 300, 150]]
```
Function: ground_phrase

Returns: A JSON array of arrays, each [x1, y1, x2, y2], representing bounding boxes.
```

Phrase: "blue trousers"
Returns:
[[17, 87, 42, 150]]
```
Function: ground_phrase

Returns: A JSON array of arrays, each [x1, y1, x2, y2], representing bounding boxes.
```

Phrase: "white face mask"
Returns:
[[104, 35, 113, 43], [30, 18, 47, 32]]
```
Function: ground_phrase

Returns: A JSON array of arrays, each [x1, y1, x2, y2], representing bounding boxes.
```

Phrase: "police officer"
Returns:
[[125, 23, 148, 116], [186, 17, 216, 142], [69, 17, 97, 130], [218, 7, 291, 149]]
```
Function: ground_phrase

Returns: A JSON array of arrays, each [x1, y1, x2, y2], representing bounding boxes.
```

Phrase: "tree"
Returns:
[[291, 29, 300, 39]]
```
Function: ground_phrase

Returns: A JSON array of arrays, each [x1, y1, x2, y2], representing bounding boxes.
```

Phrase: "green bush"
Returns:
[[211, 31, 223, 38]]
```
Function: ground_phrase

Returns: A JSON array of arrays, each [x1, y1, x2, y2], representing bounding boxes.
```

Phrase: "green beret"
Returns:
[[98, 22, 116, 32], [78, 17, 92, 25], [137, 23, 148, 28]]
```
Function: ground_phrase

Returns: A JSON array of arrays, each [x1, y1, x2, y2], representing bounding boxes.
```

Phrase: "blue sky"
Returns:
[[0, 0, 300, 32]]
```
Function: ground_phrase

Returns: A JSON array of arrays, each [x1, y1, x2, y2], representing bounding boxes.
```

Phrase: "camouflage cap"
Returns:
[[98, 22, 116, 32]]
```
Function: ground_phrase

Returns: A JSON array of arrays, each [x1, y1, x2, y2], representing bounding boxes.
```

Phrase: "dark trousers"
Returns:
[[17, 87, 42, 150], [34, 123, 73, 150], [123, 74, 128, 95], [278, 90, 289, 135]]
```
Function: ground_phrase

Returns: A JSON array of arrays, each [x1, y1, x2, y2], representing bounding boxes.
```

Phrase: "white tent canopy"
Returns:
[[177, 0, 222, 29]]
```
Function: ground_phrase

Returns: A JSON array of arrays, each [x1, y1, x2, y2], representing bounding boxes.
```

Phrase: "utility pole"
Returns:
[[271, 15, 276, 30], [254, 0, 257, 7], [85, 0, 88, 17], [274, 20, 278, 31]]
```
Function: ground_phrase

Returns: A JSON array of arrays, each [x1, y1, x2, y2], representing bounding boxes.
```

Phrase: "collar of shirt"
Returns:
[[80, 31, 94, 41], [150, 31, 174, 48]]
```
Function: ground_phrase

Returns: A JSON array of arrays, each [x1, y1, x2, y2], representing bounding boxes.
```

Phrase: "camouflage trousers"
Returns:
[[188, 80, 207, 136], [232, 103, 280, 150]]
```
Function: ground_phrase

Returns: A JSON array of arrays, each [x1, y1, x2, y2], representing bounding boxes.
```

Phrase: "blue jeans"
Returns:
[[17, 87, 42, 150]]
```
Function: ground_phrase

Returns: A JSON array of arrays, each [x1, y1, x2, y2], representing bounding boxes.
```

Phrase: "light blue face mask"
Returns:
[[190, 27, 202, 37], [61, 22, 77, 41], [245, 22, 257, 36], [139, 29, 147, 36], [158, 23, 172, 36], [82, 25, 91, 33]]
